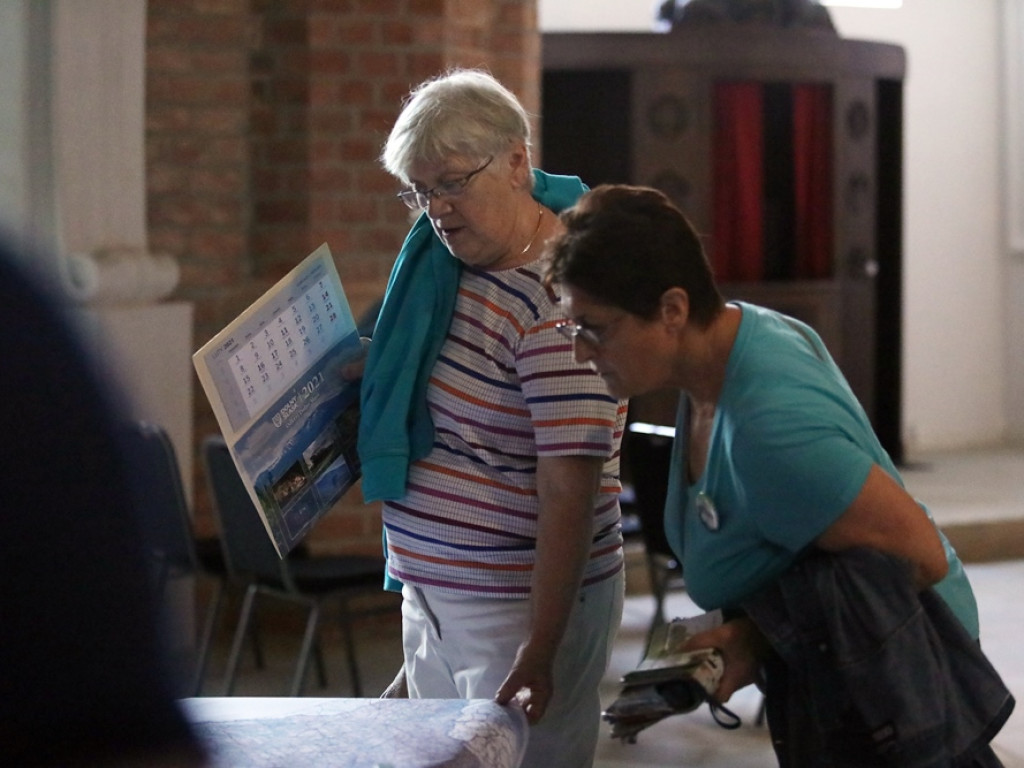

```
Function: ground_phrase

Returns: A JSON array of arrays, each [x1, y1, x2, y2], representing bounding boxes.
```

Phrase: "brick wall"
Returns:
[[146, 0, 540, 555]]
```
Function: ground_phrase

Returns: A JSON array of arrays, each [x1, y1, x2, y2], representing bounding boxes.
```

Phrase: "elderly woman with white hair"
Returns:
[[356, 69, 627, 768]]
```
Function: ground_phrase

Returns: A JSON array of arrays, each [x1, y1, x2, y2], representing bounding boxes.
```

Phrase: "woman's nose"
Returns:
[[573, 337, 596, 365], [427, 194, 454, 216]]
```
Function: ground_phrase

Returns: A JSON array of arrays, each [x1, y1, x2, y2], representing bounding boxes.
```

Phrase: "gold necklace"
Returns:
[[520, 205, 545, 255]]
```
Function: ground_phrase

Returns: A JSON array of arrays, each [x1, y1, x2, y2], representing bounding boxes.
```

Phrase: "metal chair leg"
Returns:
[[290, 601, 321, 697], [247, 603, 266, 669], [338, 598, 362, 697], [644, 556, 669, 652], [223, 583, 259, 695], [313, 640, 329, 689], [755, 695, 767, 726], [191, 579, 225, 696]]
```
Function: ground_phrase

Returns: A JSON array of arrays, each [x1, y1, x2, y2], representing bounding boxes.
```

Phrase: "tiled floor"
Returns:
[[191, 446, 1024, 767]]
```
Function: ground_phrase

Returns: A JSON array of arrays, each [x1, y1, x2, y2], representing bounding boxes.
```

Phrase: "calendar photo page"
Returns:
[[194, 244, 364, 557]]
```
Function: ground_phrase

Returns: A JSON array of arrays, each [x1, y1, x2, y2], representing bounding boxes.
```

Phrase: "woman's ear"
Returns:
[[506, 142, 531, 189], [659, 287, 690, 329]]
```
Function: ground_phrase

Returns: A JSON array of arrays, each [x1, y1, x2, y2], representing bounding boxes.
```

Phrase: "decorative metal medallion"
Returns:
[[648, 94, 689, 139], [845, 100, 871, 141]]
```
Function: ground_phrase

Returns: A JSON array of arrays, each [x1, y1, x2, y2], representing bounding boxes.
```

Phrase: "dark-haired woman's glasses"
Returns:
[[396, 157, 493, 210], [554, 319, 604, 347], [556, 313, 629, 348]]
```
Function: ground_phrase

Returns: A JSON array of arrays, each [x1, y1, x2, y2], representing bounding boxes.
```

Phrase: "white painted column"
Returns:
[[43, 0, 195, 490]]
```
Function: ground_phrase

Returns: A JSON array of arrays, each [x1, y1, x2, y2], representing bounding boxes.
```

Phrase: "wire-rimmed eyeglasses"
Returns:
[[396, 157, 493, 210], [554, 319, 604, 347]]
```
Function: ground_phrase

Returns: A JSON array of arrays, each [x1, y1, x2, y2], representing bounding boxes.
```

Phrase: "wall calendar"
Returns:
[[193, 244, 364, 557]]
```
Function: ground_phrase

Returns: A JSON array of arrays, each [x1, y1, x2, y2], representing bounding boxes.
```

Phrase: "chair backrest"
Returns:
[[122, 420, 198, 590], [624, 427, 677, 562], [201, 435, 284, 584]]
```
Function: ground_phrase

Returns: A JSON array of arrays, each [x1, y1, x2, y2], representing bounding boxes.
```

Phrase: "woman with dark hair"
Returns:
[[546, 184, 1013, 766]]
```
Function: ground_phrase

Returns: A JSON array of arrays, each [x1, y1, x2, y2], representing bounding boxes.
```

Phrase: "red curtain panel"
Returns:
[[712, 81, 765, 282], [713, 81, 832, 281], [792, 83, 834, 279]]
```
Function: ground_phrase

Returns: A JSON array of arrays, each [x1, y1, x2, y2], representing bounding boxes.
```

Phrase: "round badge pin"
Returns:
[[696, 491, 719, 531]]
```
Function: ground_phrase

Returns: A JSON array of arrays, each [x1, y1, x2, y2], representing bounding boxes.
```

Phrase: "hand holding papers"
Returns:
[[602, 612, 740, 743]]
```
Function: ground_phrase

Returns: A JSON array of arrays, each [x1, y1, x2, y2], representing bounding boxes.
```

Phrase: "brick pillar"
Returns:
[[147, 0, 540, 554], [249, 0, 540, 312]]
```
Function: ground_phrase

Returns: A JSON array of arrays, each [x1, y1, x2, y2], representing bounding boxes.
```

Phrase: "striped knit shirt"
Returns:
[[381, 261, 627, 598]]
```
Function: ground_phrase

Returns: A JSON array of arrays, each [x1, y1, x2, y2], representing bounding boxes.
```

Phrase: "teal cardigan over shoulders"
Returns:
[[357, 169, 588, 591], [357, 214, 457, 503]]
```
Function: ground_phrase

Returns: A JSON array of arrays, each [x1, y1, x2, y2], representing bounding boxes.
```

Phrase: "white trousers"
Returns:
[[401, 573, 624, 768]]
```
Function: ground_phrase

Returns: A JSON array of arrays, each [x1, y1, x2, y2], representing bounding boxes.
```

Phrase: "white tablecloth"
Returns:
[[182, 697, 529, 768]]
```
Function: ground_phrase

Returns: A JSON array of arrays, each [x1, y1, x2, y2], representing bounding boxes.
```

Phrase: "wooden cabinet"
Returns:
[[541, 27, 906, 463]]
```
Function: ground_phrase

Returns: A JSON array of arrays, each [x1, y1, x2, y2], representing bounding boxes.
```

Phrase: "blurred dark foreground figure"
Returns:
[[0, 239, 207, 767]]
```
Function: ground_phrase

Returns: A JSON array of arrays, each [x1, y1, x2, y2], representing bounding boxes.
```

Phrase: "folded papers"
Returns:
[[602, 613, 740, 742]]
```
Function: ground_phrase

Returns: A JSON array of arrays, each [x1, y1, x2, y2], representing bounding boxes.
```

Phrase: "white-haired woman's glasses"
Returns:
[[396, 157, 493, 210]]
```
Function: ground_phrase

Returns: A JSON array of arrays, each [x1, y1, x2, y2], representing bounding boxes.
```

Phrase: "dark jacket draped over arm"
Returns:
[[741, 547, 1014, 767]]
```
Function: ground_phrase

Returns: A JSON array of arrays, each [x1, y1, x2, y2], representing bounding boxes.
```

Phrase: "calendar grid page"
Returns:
[[193, 244, 364, 556], [219, 270, 343, 431]]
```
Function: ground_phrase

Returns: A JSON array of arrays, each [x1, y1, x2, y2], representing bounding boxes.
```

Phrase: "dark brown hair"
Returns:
[[546, 185, 724, 326]]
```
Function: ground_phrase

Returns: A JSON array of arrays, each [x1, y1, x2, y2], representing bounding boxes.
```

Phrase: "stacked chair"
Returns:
[[201, 435, 390, 697], [123, 421, 248, 696], [625, 423, 687, 646]]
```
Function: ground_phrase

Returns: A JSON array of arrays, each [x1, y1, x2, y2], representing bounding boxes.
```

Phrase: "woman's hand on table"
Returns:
[[494, 641, 555, 724], [379, 664, 408, 699]]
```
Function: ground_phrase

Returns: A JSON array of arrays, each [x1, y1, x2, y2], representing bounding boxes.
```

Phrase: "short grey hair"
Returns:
[[381, 69, 533, 184]]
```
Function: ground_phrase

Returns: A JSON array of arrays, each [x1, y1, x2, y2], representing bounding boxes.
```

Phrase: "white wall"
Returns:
[[539, 0, 1015, 453], [829, 1, 1006, 452], [0, 2, 29, 238], [540, 0, 663, 31]]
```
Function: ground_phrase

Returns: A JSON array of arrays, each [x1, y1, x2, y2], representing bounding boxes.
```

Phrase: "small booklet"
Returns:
[[624, 613, 723, 686], [603, 612, 738, 742], [193, 244, 365, 557]]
